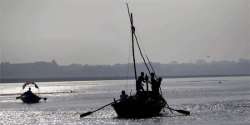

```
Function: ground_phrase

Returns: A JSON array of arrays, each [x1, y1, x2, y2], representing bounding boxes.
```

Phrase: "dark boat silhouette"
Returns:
[[19, 91, 41, 104], [111, 3, 167, 118], [80, 3, 190, 119], [16, 81, 46, 104], [112, 91, 166, 118]]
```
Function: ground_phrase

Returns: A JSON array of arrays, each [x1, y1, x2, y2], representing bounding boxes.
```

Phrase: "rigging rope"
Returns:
[[134, 30, 158, 77], [133, 33, 151, 75]]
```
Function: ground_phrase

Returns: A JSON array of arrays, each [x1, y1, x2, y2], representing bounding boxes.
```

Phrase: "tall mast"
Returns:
[[126, 3, 137, 80]]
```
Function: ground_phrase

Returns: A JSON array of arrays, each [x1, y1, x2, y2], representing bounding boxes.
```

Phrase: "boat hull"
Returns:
[[20, 94, 41, 104], [112, 92, 166, 118]]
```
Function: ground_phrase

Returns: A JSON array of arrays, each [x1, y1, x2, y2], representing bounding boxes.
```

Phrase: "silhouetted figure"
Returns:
[[150, 72, 156, 83], [150, 73, 160, 95], [156, 77, 163, 94], [136, 72, 145, 92], [28, 87, 32, 93], [23, 87, 32, 96], [120, 90, 128, 101], [145, 74, 149, 91]]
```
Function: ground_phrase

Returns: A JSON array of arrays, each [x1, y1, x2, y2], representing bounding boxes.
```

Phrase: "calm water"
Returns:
[[0, 76, 250, 125]]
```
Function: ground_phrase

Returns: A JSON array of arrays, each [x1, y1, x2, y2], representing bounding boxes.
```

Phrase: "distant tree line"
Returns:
[[0, 59, 250, 83]]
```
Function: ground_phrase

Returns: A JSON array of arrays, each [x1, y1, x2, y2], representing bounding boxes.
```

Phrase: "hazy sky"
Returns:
[[0, 0, 249, 65]]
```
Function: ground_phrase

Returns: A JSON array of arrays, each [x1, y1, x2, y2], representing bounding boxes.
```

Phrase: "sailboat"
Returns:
[[111, 3, 167, 118], [80, 3, 190, 118]]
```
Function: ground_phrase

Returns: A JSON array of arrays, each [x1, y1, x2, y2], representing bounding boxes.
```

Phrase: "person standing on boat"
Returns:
[[145, 74, 149, 91], [150, 73, 159, 95], [156, 77, 162, 95], [136, 72, 145, 92]]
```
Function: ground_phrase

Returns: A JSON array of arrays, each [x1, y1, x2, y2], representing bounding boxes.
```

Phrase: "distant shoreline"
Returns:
[[2, 59, 250, 83], [1, 74, 250, 83]]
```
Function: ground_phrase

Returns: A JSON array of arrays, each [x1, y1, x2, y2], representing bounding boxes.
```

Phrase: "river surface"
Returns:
[[0, 76, 250, 125]]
